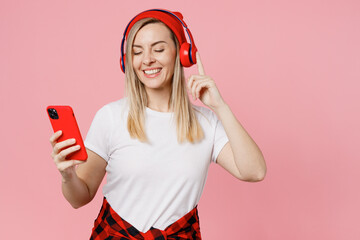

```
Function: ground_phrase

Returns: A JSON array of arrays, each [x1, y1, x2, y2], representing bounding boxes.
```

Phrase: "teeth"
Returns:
[[144, 68, 161, 75]]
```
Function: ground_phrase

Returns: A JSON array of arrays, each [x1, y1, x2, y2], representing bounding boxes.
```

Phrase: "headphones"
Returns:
[[120, 9, 197, 73]]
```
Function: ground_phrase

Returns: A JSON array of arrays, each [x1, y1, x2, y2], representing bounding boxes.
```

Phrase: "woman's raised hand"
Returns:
[[49, 130, 85, 182], [187, 51, 226, 111]]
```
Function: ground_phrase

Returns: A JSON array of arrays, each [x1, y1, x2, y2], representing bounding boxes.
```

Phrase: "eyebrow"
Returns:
[[132, 41, 167, 48]]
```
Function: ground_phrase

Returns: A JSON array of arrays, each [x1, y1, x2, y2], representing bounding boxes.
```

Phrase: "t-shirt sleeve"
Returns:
[[211, 112, 229, 163], [84, 105, 113, 162]]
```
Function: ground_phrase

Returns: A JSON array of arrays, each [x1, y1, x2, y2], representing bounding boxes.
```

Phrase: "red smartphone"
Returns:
[[46, 105, 88, 161]]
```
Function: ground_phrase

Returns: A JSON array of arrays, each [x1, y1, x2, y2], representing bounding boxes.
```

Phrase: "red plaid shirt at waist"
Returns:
[[90, 197, 202, 240]]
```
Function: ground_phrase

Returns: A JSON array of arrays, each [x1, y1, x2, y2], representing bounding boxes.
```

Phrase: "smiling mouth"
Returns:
[[143, 68, 162, 78]]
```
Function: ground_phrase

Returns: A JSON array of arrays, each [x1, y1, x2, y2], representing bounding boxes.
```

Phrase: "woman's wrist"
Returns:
[[61, 166, 77, 183]]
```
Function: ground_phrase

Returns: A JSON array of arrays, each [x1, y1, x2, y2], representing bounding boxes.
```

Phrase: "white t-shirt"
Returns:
[[84, 97, 229, 233]]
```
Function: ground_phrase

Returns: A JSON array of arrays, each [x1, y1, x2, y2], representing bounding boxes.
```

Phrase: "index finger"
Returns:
[[49, 130, 62, 146], [196, 51, 205, 75]]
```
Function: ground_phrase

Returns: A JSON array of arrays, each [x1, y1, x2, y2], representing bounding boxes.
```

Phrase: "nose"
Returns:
[[142, 49, 155, 65]]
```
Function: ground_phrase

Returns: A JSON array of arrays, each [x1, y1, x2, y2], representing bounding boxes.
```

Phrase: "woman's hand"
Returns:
[[187, 51, 226, 110], [49, 130, 85, 182]]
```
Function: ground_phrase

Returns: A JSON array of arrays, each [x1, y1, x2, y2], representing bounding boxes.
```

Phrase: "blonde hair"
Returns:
[[124, 18, 204, 143]]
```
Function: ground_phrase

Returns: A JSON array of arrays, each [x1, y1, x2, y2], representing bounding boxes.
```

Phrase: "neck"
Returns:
[[145, 87, 173, 112]]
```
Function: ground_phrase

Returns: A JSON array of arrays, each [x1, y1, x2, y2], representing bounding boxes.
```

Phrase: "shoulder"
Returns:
[[102, 97, 128, 111], [192, 104, 217, 126], [91, 97, 129, 123], [97, 97, 129, 114]]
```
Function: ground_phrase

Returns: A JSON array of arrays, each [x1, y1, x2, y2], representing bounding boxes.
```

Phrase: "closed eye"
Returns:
[[155, 49, 164, 53]]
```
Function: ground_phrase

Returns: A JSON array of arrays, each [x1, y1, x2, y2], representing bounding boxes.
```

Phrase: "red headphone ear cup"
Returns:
[[180, 43, 192, 67], [120, 54, 126, 73], [191, 47, 197, 64]]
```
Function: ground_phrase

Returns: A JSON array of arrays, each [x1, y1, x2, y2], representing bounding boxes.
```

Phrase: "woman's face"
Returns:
[[132, 22, 177, 92]]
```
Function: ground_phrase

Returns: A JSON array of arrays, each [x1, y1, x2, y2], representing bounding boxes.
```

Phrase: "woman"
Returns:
[[49, 9, 266, 239]]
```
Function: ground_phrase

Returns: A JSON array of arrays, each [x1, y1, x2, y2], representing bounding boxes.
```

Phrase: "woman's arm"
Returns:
[[214, 103, 266, 182], [50, 131, 106, 208], [187, 52, 266, 181], [62, 149, 107, 208]]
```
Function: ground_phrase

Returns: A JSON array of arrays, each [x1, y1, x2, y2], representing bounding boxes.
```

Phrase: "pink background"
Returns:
[[1, 0, 359, 239]]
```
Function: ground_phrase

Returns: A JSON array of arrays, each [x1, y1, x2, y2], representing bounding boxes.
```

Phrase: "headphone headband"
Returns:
[[120, 9, 197, 73]]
